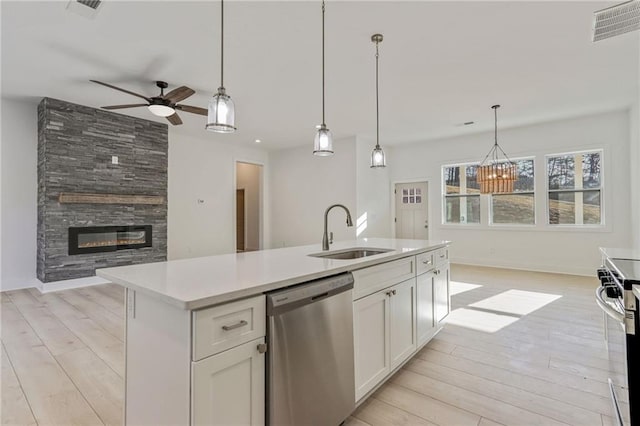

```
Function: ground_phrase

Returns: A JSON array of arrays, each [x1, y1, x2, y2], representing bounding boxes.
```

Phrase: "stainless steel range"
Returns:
[[598, 248, 640, 426]]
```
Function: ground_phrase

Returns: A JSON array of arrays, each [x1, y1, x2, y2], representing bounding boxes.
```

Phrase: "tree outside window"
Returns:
[[491, 158, 535, 225], [547, 151, 602, 225], [443, 164, 480, 224]]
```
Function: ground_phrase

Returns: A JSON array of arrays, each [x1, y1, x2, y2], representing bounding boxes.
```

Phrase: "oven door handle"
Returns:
[[596, 286, 625, 323]]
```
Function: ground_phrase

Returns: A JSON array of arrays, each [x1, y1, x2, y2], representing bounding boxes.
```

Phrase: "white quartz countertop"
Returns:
[[97, 238, 449, 310], [600, 247, 640, 260]]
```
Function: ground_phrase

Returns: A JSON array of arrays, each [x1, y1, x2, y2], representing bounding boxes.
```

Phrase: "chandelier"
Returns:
[[477, 105, 517, 194]]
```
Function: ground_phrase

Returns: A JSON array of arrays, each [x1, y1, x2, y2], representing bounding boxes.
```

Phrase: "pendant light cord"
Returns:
[[375, 40, 380, 148], [321, 0, 326, 126], [493, 105, 498, 162], [481, 104, 514, 166], [220, 0, 224, 88]]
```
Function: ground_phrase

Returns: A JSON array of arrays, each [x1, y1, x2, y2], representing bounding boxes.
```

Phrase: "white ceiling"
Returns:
[[2, 1, 638, 150]]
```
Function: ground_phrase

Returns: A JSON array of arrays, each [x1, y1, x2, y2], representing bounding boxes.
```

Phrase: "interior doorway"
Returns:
[[236, 162, 263, 252], [394, 182, 429, 239], [236, 189, 245, 251]]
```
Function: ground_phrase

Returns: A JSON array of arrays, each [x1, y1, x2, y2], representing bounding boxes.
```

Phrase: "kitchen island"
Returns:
[[97, 238, 451, 425]]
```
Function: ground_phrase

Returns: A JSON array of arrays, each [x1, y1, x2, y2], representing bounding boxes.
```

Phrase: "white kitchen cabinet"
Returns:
[[125, 290, 266, 426], [416, 269, 435, 346], [192, 337, 265, 426], [354, 278, 415, 401], [353, 289, 390, 401], [389, 278, 416, 370], [434, 263, 450, 324]]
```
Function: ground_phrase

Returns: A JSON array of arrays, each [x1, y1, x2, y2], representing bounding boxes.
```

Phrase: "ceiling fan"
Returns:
[[90, 80, 208, 125]]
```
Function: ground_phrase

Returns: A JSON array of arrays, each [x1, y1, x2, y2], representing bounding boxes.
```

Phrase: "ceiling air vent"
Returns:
[[593, 0, 640, 42], [66, 0, 103, 18], [77, 0, 101, 9]]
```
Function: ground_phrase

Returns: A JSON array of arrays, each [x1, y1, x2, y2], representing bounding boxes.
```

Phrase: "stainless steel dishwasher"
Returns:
[[266, 272, 355, 426]]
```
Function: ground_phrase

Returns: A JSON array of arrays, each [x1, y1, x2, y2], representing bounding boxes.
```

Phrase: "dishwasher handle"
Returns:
[[267, 273, 354, 316]]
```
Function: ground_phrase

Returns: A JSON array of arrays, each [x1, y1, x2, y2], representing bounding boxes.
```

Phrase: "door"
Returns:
[[389, 279, 417, 370], [395, 182, 428, 239], [353, 291, 390, 401], [236, 162, 262, 252], [192, 338, 265, 426], [434, 264, 450, 324], [416, 270, 435, 346], [236, 189, 245, 252]]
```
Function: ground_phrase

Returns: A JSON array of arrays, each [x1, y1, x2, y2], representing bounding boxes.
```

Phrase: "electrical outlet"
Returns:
[[111, 155, 118, 165]]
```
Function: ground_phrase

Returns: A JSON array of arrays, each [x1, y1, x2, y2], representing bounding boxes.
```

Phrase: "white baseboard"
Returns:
[[38, 276, 111, 293], [0, 278, 41, 292], [451, 257, 595, 277]]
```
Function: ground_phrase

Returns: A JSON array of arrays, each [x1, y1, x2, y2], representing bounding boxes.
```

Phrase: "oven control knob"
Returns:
[[605, 284, 622, 299], [597, 268, 608, 279]]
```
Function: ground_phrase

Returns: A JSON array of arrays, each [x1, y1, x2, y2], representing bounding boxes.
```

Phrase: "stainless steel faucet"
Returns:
[[322, 204, 353, 251]]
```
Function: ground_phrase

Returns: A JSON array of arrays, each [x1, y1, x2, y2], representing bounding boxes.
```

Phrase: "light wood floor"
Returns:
[[1, 265, 615, 426]]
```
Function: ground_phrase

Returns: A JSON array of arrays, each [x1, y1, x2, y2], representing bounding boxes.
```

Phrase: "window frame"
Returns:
[[441, 162, 482, 226], [545, 149, 604, 228], [489, 156, 536, 227]]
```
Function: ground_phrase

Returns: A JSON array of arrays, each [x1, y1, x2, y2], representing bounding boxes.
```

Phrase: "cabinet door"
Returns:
[[434, 264, 450, 324], [192, 338, 265, 426], [354, 291, 390, 402], [389, 279, 417, 370], [416, 271, 435, 346]]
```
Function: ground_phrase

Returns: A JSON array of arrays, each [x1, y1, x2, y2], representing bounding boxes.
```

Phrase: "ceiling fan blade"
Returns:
[[90, 80, 151, 102], [101, 104, 148, 110], [164, 86, 195, 103], [175, 104, 208, 116], [166, 113, 183, 125]]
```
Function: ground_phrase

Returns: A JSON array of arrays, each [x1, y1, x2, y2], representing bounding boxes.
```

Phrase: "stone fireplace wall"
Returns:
[[37, 98, 168, 282]]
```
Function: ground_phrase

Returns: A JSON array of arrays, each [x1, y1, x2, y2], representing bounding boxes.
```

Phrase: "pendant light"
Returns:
[[206, 0, 236, 133], [313, 0, 333, 156], [370, 33, 386, 168], [477, 105, 517, 194]]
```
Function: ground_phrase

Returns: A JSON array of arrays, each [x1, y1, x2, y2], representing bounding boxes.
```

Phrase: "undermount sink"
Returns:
[[308, 247, 393, 260]]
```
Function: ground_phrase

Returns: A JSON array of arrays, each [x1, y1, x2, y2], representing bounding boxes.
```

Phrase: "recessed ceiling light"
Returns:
[[255, 139, 261, 143]]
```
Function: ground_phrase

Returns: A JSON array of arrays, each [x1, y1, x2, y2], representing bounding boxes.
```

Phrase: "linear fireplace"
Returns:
[[68, 225, 152, 255]]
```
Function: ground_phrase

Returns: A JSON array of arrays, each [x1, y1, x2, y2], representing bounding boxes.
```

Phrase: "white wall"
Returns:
[[632, 36, 640, 250], [631, 103, 640, 249], [389, 110, 632, 276], [0, 98, 39, 291], [269, 137, 357, 248], [355, 136, 392, 238], [168, 132, 268, 260], [236, 162, 262, 251]]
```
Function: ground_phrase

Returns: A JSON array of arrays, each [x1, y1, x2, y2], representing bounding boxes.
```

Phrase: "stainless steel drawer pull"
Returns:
[[222, 320, 248, 331], [439, 254, 446, 258], [422, 259, 432, 265]]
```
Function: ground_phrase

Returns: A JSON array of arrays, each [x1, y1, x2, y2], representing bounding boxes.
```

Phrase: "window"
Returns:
[[443, 164, 480, 224], [490, 158, 535, 225], [547, 151, 602, 225], [401, 187, 422, 204]]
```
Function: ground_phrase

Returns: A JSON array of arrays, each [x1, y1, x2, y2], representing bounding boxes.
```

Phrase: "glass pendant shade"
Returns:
[[148, 104, 175, 117], [313, 124, 334, 156], [371, 145, 386, 168], [206, 87, 236, 133]]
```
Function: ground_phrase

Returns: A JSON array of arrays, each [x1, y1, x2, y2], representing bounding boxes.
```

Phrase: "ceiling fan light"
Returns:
[[206, 87, 236, 133], [313, 124, 334, 156], [371, 145, 386, 168], [147, 104, 175, 117]]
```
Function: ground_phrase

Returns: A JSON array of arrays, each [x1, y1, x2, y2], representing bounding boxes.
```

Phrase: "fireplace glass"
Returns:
[[68, 225, 152, 255]]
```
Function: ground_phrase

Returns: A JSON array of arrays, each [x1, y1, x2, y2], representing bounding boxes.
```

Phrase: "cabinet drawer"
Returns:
[[352, 257, 415, 300], [416, 252, 435, 275], [193, 295, 266, 361], [435, 247, 448, 265]]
